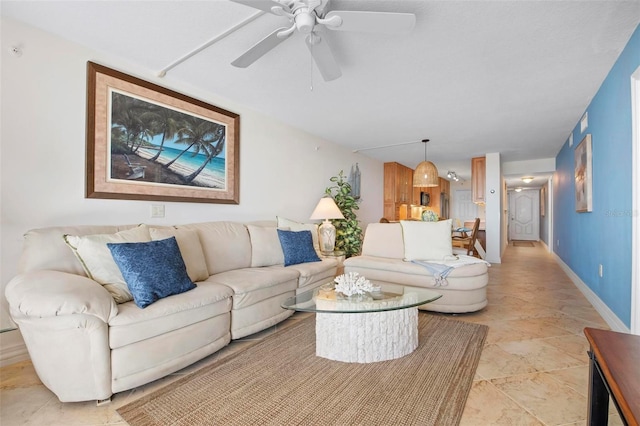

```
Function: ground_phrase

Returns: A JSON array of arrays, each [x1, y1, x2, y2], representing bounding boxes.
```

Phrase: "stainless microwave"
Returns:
[[420, 191, 430, 206]]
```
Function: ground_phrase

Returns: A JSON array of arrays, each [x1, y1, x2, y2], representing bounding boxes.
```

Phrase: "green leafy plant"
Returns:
[[324, 171, 363, 258]]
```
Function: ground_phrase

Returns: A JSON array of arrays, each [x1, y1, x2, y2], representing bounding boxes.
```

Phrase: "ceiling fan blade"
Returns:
[[305, 34, 342, 82], [324, 11, 416, 34], [231, 27, 292, 68], [229, 0, 290, 14]]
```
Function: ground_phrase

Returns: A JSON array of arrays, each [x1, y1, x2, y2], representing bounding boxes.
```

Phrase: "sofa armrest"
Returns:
[[5, 270, 118, 323]]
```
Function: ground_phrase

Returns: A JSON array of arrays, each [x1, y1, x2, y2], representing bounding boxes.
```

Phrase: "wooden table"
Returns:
[[584, 327, 640, 426]]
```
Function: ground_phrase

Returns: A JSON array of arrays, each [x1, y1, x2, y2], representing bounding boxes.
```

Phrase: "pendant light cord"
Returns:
[[422, 138, 430, 161]]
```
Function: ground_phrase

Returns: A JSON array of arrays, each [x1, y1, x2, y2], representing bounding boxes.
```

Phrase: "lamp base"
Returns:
[[318, 219, 336, 254]]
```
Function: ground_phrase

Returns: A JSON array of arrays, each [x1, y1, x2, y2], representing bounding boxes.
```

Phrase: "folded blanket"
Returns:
[[411, 261, 453, 287], [411, 255, 490, 287]]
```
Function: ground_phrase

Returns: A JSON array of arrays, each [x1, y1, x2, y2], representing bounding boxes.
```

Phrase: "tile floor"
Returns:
[[0, 242, 622, 425]]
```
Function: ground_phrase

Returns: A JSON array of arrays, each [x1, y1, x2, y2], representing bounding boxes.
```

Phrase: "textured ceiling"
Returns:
[[3, 0, 639, 186]]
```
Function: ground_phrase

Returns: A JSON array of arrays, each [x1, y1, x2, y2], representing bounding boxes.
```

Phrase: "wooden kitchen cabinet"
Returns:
[[385, 163, 453, 221], [383, 162, 413, 220], [471, 156, 486, 204]]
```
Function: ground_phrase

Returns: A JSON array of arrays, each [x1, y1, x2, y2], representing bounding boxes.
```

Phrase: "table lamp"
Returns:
[[310, 197, 345, 254]]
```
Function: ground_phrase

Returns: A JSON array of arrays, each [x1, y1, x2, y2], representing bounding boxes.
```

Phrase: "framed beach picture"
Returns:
[[86, 62, 240, 204], [574, 134, 593, 213]]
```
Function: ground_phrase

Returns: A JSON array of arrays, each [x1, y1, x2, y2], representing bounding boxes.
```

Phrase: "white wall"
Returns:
[[502, 158, 555, 176], [485, 153, 502, 263], [0, 19, 384, 333]]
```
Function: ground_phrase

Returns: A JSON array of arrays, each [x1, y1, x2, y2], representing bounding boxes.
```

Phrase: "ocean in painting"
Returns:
[[137, 145, 226, 189]]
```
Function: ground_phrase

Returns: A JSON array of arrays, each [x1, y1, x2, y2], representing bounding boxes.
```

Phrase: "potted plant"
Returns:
[[324, 171, 363, 258]]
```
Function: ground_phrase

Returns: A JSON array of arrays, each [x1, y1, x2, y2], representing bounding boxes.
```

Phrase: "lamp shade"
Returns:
[[413, 161, 439, 187], [310, 197, 345, 220]]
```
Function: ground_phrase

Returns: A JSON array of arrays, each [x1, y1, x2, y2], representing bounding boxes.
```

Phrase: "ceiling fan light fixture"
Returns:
[[295, 12, 316, 33], [228, 0, 417, 82], [413, 139, 439, 187]]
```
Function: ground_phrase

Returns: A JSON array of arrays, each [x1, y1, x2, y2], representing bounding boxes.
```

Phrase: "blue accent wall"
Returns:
[[554, 24, 640, 328]]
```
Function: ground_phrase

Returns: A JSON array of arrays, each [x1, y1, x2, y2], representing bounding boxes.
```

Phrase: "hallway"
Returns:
[[458, 241, 618, 425], [0, 242, 619, 425]]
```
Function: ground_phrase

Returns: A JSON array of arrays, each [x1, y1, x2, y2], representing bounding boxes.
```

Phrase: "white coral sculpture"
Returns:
[[334, 272, 375, 297]]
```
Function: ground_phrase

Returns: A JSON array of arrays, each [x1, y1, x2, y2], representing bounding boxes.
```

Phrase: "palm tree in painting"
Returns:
[[165, 116, 225, 183], [142, 105, 183, 162], [130, 113, 156, 153], [111, 93, 153, 151], [185, 126, 225, 182]]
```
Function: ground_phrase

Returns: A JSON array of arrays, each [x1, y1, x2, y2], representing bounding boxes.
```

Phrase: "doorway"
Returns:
[[452, 190, 477, 228], [508, 189, 540, 241]]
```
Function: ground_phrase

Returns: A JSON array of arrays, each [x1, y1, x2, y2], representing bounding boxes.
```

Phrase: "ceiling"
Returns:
[[3, 1, 639, 187]]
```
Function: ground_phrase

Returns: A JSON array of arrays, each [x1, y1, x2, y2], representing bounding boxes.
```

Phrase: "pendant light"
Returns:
[[413, 139, 439, 187]]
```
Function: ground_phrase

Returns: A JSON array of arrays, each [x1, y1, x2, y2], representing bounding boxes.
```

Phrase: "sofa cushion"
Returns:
[[282, 258, 338, 290], [246, 225, 285, 267], [63, 225, 151, 303], [361, 223, 405, 259], [108, 237, 197, 309], [344, 255, 488, 288], [400, 219, 454, 261], [277, 229, 321, 266], [208, 268, 299, 309], [276, 216, 320, 253], [149, 227, 209, 282], [19, 225, 137, 276], [109, 281, 233, 349], [181, 222, 252, 275]]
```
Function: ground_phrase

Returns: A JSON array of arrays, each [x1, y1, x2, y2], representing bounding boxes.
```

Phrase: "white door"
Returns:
[[453, 190, 477, 228], [509, 190, 539, 241]]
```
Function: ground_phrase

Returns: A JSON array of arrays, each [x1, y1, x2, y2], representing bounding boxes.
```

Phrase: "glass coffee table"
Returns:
[[282, 284, 441, 363]]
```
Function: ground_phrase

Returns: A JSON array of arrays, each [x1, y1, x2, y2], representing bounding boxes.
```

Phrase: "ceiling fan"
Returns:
[[229, 0, 416, 81]]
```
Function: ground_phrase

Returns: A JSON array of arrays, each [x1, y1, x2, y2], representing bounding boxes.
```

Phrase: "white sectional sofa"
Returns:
[[5, 220, 337, 403], [344, 221, 489, 313]]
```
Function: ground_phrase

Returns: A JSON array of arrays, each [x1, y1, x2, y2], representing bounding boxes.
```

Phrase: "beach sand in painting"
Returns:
[[110, 151, 225, 189]]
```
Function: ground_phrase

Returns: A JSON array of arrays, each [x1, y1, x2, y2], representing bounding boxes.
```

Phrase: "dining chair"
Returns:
[[452, 218, 480, 257]]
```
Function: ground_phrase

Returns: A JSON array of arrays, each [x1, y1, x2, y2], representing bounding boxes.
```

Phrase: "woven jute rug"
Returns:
[[117, 313, 488, 426]]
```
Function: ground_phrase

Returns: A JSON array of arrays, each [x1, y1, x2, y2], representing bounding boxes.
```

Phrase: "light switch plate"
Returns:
[[151, 204, 165, 218]]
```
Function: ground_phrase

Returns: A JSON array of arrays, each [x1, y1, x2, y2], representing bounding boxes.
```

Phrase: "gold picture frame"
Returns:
[[86, 62, 240, 204]]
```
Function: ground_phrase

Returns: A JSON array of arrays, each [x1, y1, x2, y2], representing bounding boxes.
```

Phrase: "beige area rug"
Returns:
[[118, 314, 488, 426], [512, 240, 535, 247]]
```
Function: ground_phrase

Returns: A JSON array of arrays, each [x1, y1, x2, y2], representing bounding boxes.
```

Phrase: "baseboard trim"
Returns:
[[0, 330, 29, 367], [540, 240, 550, 253], [553, 252, 629, 332]]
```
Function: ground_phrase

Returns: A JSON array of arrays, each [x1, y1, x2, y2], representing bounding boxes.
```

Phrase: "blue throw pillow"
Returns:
[[107, 237, 196, 309], [277, 229, 321, 267]]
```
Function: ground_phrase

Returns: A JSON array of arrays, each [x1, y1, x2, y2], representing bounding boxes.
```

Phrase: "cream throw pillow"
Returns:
[[63, 225, 151, 303], [149, 227, 209, 282], [276, 216, 319, 253], [400, 219, 453, 261], [246, 225, 285, 267]]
